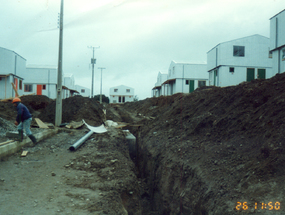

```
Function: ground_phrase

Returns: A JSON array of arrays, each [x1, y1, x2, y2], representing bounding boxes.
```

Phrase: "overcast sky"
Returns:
[[0, 0, 284, 100]]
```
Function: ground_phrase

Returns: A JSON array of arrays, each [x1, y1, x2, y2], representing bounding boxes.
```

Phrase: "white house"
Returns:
[[152, 72, 168, 97], [63, 73, 77, 98], [270, 9, 285, 74], [207, 34, 273, 87], [24, 65, 58, 99], [109, 85, 134, 103], [75, 85, 90, 97], [0, 47, 26, 99], [161, 61, 208, 96]]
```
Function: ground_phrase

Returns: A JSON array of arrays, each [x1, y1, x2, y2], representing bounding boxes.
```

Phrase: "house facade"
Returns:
[[207, 34, 273, 87], [24, 65, 58, 99], [152, 72, 168, 97], [109, 85, 134, 103], [160, 61, 208, 96], [75, 85, 90, 97], [0, 47, 26, 99], [63, 73, 77, 98], [270, 9, 285, 74]]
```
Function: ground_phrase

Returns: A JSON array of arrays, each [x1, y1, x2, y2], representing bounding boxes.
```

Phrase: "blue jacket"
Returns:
[[16, 103, 32, 123]]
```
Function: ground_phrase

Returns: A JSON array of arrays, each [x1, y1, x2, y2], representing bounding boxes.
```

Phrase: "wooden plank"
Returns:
[[11, 83, 19, 97], [0, 140, 14, 146], [21, 151, 28, 157], [35, 118, 49, 129]]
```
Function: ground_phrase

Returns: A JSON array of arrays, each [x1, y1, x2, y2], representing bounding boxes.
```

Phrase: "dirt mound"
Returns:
[[116, 72, 285, 214], [38, 95, 104, 126], [20, 95, 52, 111]]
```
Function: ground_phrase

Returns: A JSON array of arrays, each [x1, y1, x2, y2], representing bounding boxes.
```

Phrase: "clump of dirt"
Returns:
[[38, 95, 104, 126], [114, 72, 285, 214]]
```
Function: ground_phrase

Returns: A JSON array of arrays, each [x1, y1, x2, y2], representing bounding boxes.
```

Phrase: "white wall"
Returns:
[[270, 10, 285, 50], [75, 85, 90, 97], [270, 10, 285, 75], [23, 66, 57, 99], [208, 35, 272, 72], [165, 61, 208, 95], [0, 48, 26, 76], [207, 35, 273, 86]]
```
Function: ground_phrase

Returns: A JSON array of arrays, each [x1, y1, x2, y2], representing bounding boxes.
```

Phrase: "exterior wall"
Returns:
[[152, 72, 168, 97], [0, 74, 24, 99], [75, 85, 90, 97], [270, 10, 285, 50], [23, 67, 57, 99], [209, 66, 273, 87], [109, 85, 134, 103], [207, 35, 272, 86], [270, 10, 285, 74], [164, 61, 208, 95], [0, 48, 26, 76]]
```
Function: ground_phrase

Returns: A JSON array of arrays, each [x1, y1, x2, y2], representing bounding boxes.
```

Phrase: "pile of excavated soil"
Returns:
[[0, 95, 52, 122], [38, 95, 104, 126], [116, 73, 285, 214], [20, 95, 53, 112]]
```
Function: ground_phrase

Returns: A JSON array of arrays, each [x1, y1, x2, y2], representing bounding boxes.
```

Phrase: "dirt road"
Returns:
[[0, 127, 141, 215]]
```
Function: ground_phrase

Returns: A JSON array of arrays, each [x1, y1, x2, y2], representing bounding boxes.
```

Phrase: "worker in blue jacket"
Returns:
[[12, 97, 37, 144]]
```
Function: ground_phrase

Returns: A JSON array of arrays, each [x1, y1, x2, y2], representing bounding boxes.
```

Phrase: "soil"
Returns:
[[1, 72, 285, 214]]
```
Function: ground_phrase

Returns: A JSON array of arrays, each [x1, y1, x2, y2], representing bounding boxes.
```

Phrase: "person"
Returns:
[[12, 97, 37, 144]]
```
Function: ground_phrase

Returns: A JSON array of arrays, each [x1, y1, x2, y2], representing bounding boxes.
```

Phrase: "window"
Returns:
[[81, 89, 85, 93], [229, 67, 234, 73], [24, 84, 33, 92], [126, 89, 130, 92], [198, 81, 206, 88], [185, 80, 189, 85], [19, 80, 22, 90], [114, 89, 118, 92], [282, 49, 285, 61], [42, 84, 46, 90], [233, 46, 245, 57]]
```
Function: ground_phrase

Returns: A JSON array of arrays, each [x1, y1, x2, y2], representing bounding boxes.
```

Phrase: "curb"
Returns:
[[0, 129, 59, 159]]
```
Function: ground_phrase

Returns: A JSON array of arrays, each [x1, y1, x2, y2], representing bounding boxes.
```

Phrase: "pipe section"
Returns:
[[69, 130, 94, 151]]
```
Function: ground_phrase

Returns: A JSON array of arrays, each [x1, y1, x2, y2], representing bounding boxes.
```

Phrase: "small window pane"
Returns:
[[229, 67, 234, 73], [233, 46, 245, 57]]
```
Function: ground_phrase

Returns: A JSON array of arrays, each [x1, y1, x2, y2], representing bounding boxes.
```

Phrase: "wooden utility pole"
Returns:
[[55, 0, 64, 127]]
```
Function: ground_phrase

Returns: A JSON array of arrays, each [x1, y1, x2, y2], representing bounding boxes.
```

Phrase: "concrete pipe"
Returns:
[[69, 130, 94, 151]]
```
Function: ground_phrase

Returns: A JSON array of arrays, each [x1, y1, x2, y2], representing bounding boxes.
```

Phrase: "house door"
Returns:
[[247, 68, 255, 82], [119, 96, 121, 103], [37, 85, 42, 95], [257, 69, 266, 79], [189, 80, 194, 93], [214, 70, 218, 86], [122, 96, 125, 103]]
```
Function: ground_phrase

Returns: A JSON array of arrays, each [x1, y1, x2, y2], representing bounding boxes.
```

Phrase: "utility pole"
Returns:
[[55, 0, 64, 127], [98, 67, 106, 104], [87, 46, 100, 98]]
